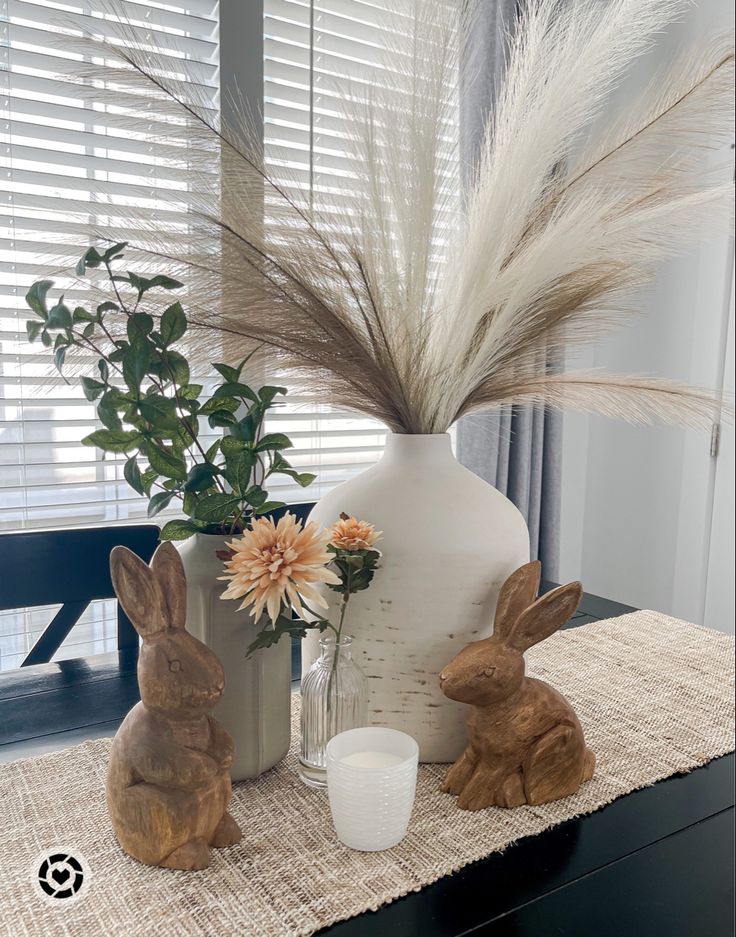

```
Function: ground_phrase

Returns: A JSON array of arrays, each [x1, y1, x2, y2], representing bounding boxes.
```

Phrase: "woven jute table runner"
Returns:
[[1, 612, 734, 937]]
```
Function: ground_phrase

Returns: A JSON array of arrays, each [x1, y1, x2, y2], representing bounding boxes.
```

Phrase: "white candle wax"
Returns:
[[339, 751, 404, 769]]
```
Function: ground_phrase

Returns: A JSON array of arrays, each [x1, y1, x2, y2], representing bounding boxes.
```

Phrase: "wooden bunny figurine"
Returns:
[[439, 561, 595, 811], [107, 542, 242, 869]]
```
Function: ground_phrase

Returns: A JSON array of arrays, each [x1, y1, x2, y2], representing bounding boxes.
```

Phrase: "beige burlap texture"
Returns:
[[1, 612, 734, 937]]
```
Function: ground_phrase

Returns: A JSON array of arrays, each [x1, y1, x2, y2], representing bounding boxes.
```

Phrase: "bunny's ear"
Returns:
[[493, 561, 541, 640], [110, 546, 167, 640], [504, 581, 582, 653], [151, 541, 187, 630]]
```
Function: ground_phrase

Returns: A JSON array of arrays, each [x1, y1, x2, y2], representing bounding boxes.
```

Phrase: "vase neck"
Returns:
[[319, 634, 354, 663], [380, 433, 454, 469]]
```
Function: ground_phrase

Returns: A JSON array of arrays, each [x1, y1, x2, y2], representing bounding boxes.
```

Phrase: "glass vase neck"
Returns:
[[319, 634, 354, 661]]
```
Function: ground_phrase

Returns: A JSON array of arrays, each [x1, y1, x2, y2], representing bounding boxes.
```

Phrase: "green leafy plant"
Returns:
[[25, 242, 315, 540]]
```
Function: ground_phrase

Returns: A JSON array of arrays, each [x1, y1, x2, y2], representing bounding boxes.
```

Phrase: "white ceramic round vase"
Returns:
[[304, 433, 530, 762], [177, 533, 291, 780]]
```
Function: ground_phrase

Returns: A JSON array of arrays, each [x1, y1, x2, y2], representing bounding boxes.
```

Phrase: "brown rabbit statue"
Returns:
[[107, 542, 242, 869], [439, 561, 595, 811]]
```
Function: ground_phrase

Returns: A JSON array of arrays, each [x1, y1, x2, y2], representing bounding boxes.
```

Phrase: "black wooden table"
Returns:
[[1, 589, 733, 937]]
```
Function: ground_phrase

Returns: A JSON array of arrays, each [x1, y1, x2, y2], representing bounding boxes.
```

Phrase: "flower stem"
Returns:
[[326, 574, 351, 713]]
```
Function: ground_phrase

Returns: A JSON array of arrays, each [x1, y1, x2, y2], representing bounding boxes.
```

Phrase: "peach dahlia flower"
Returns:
[[329, 514, 382, 551], [219, 513, 340, 623]]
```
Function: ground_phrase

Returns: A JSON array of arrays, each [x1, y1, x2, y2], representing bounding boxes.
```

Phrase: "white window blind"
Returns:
[[0, 0, 220, 534], [262, 0, 392, 496]]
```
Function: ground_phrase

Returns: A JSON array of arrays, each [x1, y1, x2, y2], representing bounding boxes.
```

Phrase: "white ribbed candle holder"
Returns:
[[326, 727, 419, 851]]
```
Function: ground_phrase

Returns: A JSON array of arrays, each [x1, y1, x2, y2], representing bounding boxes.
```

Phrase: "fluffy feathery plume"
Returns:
[[29, 0, 735, 432]]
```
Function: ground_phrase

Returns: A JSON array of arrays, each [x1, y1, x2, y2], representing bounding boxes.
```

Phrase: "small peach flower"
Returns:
[[329, 513, 382, 551], [219, 513, 340, 623]]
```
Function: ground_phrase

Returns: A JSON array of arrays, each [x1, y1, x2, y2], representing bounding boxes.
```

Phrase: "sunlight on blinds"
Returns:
[[0, 0, 220, 534], [262, 0, 398, 494]]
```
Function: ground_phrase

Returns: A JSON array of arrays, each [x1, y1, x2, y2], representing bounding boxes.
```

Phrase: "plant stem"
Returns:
[[104, 261, 130, 315], [326, 572, 351, 713]]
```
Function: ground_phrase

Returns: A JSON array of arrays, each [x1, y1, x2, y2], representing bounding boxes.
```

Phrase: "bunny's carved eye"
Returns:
[[169, 659, 182, 673], [483, 667, 496, 678]]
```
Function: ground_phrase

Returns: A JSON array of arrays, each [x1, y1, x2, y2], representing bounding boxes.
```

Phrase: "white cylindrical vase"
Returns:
[[178, 533, 291, 780], [304, 433, 529, 762]]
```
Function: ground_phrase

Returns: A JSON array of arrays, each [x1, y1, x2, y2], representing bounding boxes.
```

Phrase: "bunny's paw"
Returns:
[[441, 748, 477, 796], [210, 812, 242, 848], [456, 766, 502, 811], [160, 838, 211, 871], [497, 771, 526, 808]]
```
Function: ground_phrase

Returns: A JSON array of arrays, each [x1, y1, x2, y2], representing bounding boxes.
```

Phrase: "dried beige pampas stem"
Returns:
[[33, 0, 735, 433]]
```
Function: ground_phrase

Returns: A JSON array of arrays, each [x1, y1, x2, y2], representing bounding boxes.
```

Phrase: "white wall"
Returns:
[[559, 0, 734, 625]]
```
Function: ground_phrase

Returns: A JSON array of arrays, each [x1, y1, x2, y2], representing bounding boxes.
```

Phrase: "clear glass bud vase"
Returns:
[[299, 635, 367, 788]]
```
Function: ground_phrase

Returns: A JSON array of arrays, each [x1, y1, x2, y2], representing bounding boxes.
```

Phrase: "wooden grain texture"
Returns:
[[106, 542, 242, 869], [440, 561, 595, 810]]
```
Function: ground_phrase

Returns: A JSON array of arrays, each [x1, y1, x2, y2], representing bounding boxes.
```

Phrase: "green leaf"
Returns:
[[97, 393, 123, 431], [193, 493, 240, 524], [139, 394, 180, 430], [98, 360, 109, 382], [243, 485, 267, 508], [141, 468, 158, 496], [212, 362, 239, 383], [200, 395, 239, 416], [147, 490, 175, 518], [231, 408, 262, 442], [82, 429, 142, 453], [82, 322, 95, 339], [224, 450, 255, 495], [54, 345, 67, 375], [81, 376, 105, 401], [127, 272, 184, 300], [101, 241, 127, 263], [220, 436, 247, 456], [73, 306, 96, 323], [40, 330, 52, 347], [180, 383, 203, 400], [171, 419, 198, 448], [208, 409, 238, 429], [96, 301, 119, 316], [162, 350, 189, 386], [183, 462, 219, 493], [254, 500, 287, 515], [212, 382, 259, 404], [288, 471, 316, 488], [76, 246, 102, 275], [127, 313, 154, 343], [25, 320, 42, 342], [205, 439, 222, 462], [122, 341, 150, 393], [46, 300, 72, 329], [258, 386, 287, 408], [270, 454, 315, 488], [246, 613, 330, 656], [255, 432, 293, 452], [25, 280, 54, 320], [147, 445, 187, 481], [123, 456, 145, 495], [159, 519, 203, 541], [147, 274, 184, 292], [160, 301, 187, 345]]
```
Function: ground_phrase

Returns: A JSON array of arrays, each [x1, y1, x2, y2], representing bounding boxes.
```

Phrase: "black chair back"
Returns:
[[0, 503, 316, 668], [0, 526, 160, 666]]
